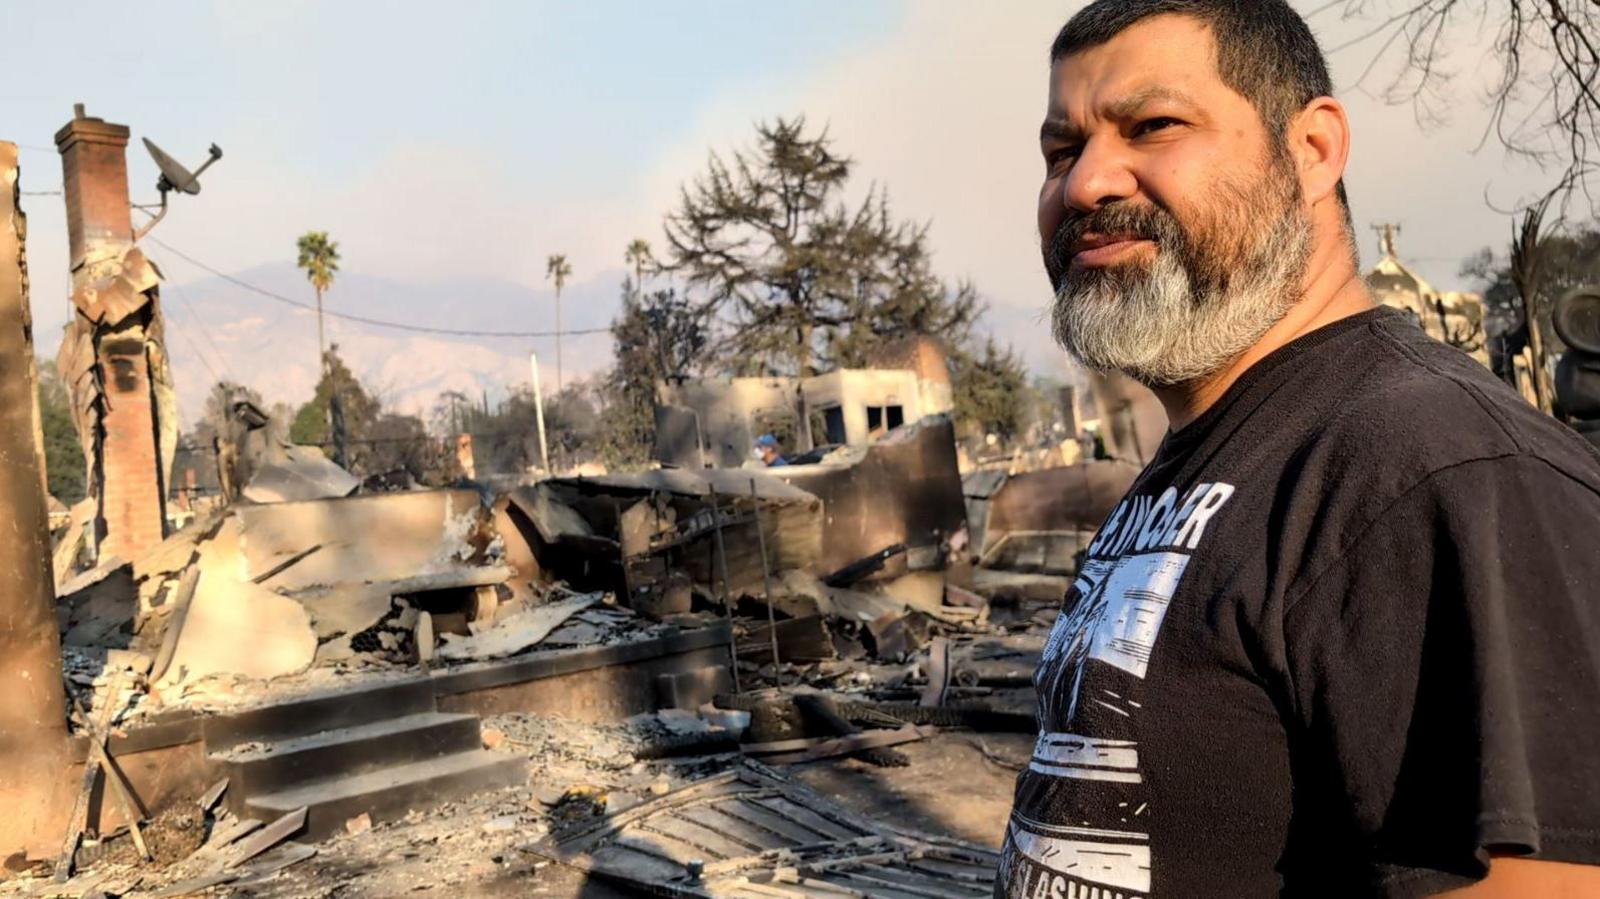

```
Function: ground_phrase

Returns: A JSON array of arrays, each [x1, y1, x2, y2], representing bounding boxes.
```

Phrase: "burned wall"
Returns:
[[983, 461, 1138, 538], [0, 139, 74, 859], [657, 378, 799, 468], [774, 414, 966, 578], [973, 460, 1139, 574]]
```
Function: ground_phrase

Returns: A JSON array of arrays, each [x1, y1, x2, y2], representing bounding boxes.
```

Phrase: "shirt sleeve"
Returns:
[[1280, 452, 1600, 898]]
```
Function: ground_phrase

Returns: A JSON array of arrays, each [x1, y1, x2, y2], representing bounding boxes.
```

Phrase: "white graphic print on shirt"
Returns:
[[998, 482, 1235, 899]]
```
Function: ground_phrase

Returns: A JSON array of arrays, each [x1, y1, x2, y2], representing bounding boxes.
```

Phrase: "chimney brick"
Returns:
[[56, 108, 166, 561], [54, 110, 132, 268]]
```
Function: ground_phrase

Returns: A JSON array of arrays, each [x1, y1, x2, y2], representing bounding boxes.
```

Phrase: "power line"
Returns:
[[163, 279, 237, 383], [146, 237, 611, 340], [162, 308, 227, 387]]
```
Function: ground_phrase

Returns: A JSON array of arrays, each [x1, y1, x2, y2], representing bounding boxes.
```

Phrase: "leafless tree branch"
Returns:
[[1335, 0, 1600, 207]]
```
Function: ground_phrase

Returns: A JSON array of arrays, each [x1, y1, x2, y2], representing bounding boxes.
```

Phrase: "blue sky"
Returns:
[[2, 2, 898, 177], [3, 1, 1564, 415], [4, 1, 901, 339]]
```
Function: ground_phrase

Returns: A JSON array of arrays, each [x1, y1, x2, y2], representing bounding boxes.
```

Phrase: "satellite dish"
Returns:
[[143, 138, 222, 195], [133, 138, 223, 239]]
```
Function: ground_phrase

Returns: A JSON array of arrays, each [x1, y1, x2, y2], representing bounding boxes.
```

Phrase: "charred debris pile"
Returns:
[[54, 414, 1073, 728], [28, 413, 1139, 895]]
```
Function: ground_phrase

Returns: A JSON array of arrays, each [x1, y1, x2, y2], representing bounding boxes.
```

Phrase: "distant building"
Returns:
[[1365, 224, 1491, 367], [655, 337, 956, 468]]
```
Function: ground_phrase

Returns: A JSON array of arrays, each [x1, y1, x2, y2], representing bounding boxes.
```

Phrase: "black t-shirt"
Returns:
[[997, 307, 1600, 899]]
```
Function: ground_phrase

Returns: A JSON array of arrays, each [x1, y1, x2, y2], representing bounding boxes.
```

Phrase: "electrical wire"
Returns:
[[146, 236, 611, 340], [161, 310, 227, 387], [163, 279, 238, 383]]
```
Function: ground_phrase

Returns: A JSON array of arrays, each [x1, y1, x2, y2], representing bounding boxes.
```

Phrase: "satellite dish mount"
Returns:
[[133, 138, 223, 240]]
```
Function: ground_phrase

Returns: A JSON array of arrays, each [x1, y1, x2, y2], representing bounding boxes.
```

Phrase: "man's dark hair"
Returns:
[[1052, 0, 1353, 217]]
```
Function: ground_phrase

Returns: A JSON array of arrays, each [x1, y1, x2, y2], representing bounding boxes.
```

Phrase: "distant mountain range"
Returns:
[[140, 262, 628, 428], [46, 257, 1064, 432]]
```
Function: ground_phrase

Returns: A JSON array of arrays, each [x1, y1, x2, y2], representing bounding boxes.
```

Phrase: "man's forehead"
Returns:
[[1044, 14, 1222, 120]]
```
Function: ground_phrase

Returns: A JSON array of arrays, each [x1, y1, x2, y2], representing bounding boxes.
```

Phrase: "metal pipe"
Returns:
[[529, 352, 551, 474], [611, 497, 631, 606], [686, 407, 707, 469], [749, 478, 781, 686], [707, 485, 740, 693]]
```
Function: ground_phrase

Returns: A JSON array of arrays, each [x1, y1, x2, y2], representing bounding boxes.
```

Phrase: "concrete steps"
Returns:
[[215, 711, 486, 797], [204, 679, 438, 753], [208, 677, 527, 842], [245, 749, 527, 841]]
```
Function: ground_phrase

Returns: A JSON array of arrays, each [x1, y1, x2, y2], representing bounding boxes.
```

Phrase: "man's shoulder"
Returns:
[[1274, 319, 1600, 608], [1311, 316, 1600, 489]]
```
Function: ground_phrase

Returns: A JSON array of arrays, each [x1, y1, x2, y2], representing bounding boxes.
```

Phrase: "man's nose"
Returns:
[[1061, 138, 1138, 214]]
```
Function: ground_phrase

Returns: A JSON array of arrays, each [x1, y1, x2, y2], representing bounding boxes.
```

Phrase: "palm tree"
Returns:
[[624, 239, 654, 294], [546, 253, 573, 391], [296, 231, 341, 376]]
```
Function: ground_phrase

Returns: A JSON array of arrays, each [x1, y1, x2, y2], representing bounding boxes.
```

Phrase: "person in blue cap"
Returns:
[[752, 433, 787, 467]]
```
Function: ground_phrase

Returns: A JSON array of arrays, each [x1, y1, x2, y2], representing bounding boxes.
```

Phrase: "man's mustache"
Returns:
[[1046, 202, 1178, 281]]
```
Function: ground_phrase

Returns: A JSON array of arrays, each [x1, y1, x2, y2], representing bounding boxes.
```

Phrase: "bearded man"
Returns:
[[1000, 2, 1600, 897]]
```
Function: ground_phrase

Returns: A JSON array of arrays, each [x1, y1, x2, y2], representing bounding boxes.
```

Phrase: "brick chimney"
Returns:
[[55, 103, 132, 269], [56, 105, 167, 561]]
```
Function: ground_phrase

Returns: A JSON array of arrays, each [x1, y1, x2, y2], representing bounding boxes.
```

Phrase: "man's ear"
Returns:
[[1288, 96, 1351, 206]]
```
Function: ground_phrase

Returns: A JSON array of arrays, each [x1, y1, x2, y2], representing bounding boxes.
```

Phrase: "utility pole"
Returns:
[[529, 352, 550, 473], [1374, 222, 1400, 258], [546, 254, 571, 393]]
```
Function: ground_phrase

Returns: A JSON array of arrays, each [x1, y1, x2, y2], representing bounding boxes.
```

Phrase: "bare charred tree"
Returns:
[[1331, 1, 1600, 200], [1510, 193, 1558, 411]]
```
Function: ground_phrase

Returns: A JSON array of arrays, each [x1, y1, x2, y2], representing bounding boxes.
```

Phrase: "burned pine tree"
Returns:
[[662, 117, 984, 380]]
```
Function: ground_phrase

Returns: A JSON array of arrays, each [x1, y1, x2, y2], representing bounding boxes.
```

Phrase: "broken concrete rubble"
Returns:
[[50, 499, 95, 590], [56, 559, 136, 649], [293, 583, 394, 641], [236, 489, 486, 592], [240, 445, 360, 504], [524, 469, 824, 604], [436, 591, 605, 662], [22, 612, 1040, 894], [16, 348, 1113, 892], [157, 571, 318, 686]]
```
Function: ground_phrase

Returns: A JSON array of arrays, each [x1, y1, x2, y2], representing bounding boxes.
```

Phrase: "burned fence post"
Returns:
[[0, 140, 74, 860], [749, 477, 782, 686], [706, 484, 741, 693], [611, 496, 631, 603]]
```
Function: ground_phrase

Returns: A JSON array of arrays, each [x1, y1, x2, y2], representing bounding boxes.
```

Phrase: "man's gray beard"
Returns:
[[1050, 205, 1312, 388]]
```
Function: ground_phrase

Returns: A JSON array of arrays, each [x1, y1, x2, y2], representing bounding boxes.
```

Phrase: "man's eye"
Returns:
[[1134, 117, 1182, 137], [1046, 146, 1081, 169]]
